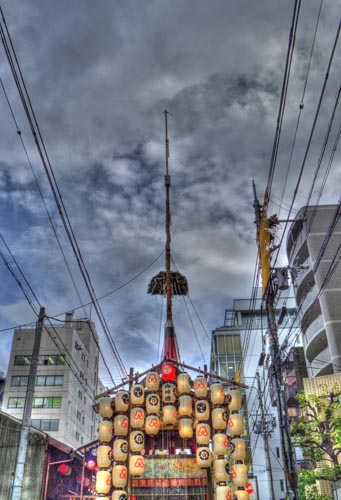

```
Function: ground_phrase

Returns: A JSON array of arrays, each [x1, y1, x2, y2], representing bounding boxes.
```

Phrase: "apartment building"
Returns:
[[3, 312, 102, 449]]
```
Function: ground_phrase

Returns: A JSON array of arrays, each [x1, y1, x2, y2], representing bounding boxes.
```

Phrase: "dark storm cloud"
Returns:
[[0, 0, 340, 379]]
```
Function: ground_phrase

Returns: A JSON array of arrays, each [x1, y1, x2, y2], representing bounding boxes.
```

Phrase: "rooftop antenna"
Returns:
[[147, 111, 188, 361]]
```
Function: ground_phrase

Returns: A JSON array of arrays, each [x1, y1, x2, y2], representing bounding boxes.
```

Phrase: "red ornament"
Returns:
[[161, 361, 176, 381], [57, 463, 72, 476]]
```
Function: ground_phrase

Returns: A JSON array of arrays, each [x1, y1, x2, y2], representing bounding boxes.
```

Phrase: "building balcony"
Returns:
[[304, 315, 324, 346], [301, 290, 321, 333], [287, 219, 309, 263], [310, 347, 333, 377], [305, 324, 328, 364]]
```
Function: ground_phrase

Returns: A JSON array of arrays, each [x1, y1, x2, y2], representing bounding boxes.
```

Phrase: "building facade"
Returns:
[[286, 204, 341, 377], [210, 297, 298, 500], [3, 312, 101, 449]]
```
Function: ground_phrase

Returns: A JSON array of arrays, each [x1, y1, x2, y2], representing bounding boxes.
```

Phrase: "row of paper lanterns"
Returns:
[[96, 370, 250, 499]]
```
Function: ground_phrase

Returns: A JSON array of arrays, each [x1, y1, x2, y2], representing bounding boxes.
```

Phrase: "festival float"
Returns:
[[95, 112, 249, 500]]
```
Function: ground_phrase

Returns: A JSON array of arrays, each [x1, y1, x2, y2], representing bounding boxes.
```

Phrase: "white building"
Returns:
[[210, 296, 298, 500], [3, 312, 102, 449], [286, 204, 341, 376]]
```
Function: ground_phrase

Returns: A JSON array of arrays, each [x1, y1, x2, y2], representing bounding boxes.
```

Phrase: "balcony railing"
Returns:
[[304, 315, 324, 346]]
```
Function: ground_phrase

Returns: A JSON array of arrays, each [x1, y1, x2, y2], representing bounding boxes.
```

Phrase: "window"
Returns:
[[14, 354, 65, 366], [11, 376, 28, 387], [75, 431, 80, 441], [33, 397, 62, 408], [215, 334, 241, 355], [78, 390, 83, 399], [84, 396, 86, 405], [280, 479, 284, 492], [8, 397, 25, 408], [77, 411, 81, 421], [82, 416, 85, 425], [36, 375, 64, 386], [276, 447, 280, 458], [31, 419, 59, 431]]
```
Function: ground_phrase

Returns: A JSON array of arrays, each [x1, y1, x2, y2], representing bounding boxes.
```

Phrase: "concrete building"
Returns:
[[210, 297, 297, 500], [286, 204, 341, 377], [3, 312, 102, 449]]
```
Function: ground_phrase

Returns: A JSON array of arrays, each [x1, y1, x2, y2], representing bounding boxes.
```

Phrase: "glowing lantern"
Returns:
[[113, 438, 128, 462], [145, 371, 160, 391], [194, 376, 208, 398], [216, 485, 233, 500], [112, 492, 128, 500], [178, 395, 193, 417], [99, 397, 114, 419], [145, 414, 160, 435], [211, 383, 225, 405], [161, 361, 176, 381], [131, 384, 145, 406], [196, 423, 211, 445], [230, 438, 246, 461], [232, 464, 248, 487], [129, 430, 144, 452], [114, 414, 129, 437], [214, 457, 230, 482], [227, 414, 243, 436], [96, 470, 111, 494], [129, 454, 145, 476], [112, 465, 128, 488], [212, 407, 228, 431], [86, 459, 96, 471], [162, 382, 177, 404], [213, 432, 228, 456], [162, 404, 177, 426], [196, 446, 212, 468], [99, 420, 114, 442], [234, 489, 249, 500], [97, 445, 112, 468], [179, 417, 193, 439], [130, 407, 145, 429], [146, 393, 160, 414], [115, 391, 129, 412], [57, 463, 72, 475], [226, 390, 242, 412], [177, 372, 191, 394], [195, 399, 210, 421]]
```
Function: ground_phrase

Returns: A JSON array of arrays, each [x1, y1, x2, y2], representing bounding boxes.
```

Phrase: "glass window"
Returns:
[[54, 376, 64, 386], [33, 397, 44, 408], [36, 376, 46, 386], [11, 376, 29, 387], [35, 375, 64, 386], [14, 355, 32, 366], [31, 419, 59, 431], [8, 397, 25, 408]]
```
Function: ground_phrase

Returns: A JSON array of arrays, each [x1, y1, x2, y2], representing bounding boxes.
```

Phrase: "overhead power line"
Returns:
[[0, 7, 127, 378]]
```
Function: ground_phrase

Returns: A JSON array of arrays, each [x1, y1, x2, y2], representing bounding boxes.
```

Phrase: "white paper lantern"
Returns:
[[177, 372, 191, 395], [196, 446, 212, 468], [213, 432, 229, 456], [233, 490, 249, 500], [230, 438, 246, 461], [131, 384, 145, 406], [129, 454, 145, 476], [114, 414, 129, 437], [196, 423, 211, 445], [212, 407, 228, 431], [146, 393, 160, 414], [210, 383, 225, 405], [226, 390, 242, 412], [228, 413, 243, 436], [194, 376, 208, 398], [178, 395, 193, 417], [232, 463, 248, 487], [130, 407, 145, 429], [113, 438, 128, 462], [216, 485, 233, 500], [111, 491, 128, 500], [162, 382, 177, 404], [162, 404, 177, 426], [179, 417, 193, 439], [99, 420, 114, 442], [99, 397, 114, 419], [97, 445, 112, 468], [112, 465, 128, 488], [146, 371, 160, 392], [214, 457, 230, 482], [129, 430, 144, 452], [96, 470, 111, 494], [195, 400, 210, 421], [115, 391, 129, 412], [145, 414, 160, 435]]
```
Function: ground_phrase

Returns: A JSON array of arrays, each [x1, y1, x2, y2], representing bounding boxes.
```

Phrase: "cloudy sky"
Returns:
[[0, 0, 340, 386]]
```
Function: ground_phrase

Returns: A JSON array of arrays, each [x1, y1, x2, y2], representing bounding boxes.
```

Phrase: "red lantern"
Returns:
[[57, 463, 72, 475], [161, 361, 176, 382]]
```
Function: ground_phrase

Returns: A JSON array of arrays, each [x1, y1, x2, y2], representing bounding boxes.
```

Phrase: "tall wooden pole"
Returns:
[[164, 110, 172, 324]]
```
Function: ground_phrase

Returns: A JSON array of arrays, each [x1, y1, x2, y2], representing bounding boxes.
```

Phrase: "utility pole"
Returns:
[[253, 182, 298, 500], [256, 371, 275, 500], [11, 306, 45, 500]]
